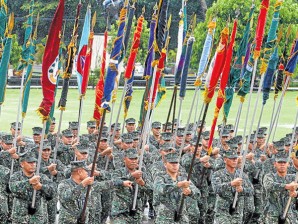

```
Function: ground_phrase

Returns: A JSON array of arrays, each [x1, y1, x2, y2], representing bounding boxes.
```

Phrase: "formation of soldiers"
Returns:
[[0, 117, 298, 224]]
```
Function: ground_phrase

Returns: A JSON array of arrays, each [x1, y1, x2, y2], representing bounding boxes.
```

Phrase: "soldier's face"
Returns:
[[87, 127, 95, 134], [133, 139, 139, 148], [2, 142, 13, 150], [21, 161, 36, 174], [75, 150, 88, 161], [176, 136, 183, 145], [71, 129, 78, 137], [224, 157, 238, 168], [202, 138, 209, 148], [42, 148, 51, 160], [185, 134, 192, 142], [78, 168, 89, 180], [11, 128, 21, 137], [121, 141, 133, 150], [166, 162, 179, 174], [62, 136, 73, 145], [49, 123, 55, 132], [124, 157, 138, 170], [126, 123, 135, 133], [99, 139, 108, 148], [33, 134, 41, 144], [221, 136, 229, 144], [152, 128, 160, 136], [274, 161, 289, 173]]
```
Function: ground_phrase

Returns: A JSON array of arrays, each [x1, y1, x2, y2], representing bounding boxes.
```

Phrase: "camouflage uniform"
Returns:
[[56, 143, 75, 166], [0, 165, 10, 223], [9, 171, 55, 223]]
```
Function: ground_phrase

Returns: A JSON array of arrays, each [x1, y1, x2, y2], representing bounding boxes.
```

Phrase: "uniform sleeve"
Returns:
[[242, 173, 254, 196], [58, 181, 84, 203], [9, 173, 32, 199], [41, 175, 55, 199], [263, 173, 286, 192], [211, 170, 233, 195], [53, 159, 66, 182], [154, 176, 180, 196], [189, 181, 201, 200]]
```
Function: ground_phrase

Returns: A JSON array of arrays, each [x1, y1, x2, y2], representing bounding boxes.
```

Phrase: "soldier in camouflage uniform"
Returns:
[[113, 133, 134, 167], [211, 148, 254, 224], [154, 152, 200, 224], [56, 129, 75, 166], [125, 118, 137, 133], [149, 121, 161, 149], [9, 151, 55, 223], [0, 164, 10, 223], [69, 121, 79, 139], [263, 151, 298, 224], [39, 140, 65, 224], [111, 148, 152, 224], [0, 134, 19, 170]]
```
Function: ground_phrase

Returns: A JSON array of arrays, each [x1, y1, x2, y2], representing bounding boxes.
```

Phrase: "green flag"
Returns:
[[0, 0, 8, 41], [0, 13, 13, 106]]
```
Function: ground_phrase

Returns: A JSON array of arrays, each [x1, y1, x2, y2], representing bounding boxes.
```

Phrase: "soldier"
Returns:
[[154, 152, 200, 223], [0, 134, 19, 169], [113, 133, 134, 167], [110, 123, 122, 146], [159, 132, 173, 145], [47, 118, 58, 150], [86, 121, 96, 135], [10, 122, 28, 148], [111, 148, 152, 223], [69, 121, 79, 138], [39, 140, 65, 224], [263, 151, 298, 223], [175, 127, 185, 150], [219, 128, 230, 151], [32, 127, 42, 146], [0, 164, 10, 223], [56, 129, 75, 166], [9, 151, 55, 223], [162, 122, 173, 133], [48, 117, 56, 134], [149, 121, 161, 149], [224, 124, 235, 138], [211, 148, 254, 224], [125, 118, 136, 133], [58, 160, 131, 224]]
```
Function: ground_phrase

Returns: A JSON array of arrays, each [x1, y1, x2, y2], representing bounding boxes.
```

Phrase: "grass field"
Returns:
[[0, 88, 297, 140]]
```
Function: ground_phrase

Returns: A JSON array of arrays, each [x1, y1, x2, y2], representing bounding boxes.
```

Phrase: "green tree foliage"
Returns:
[[10, 34, 22, 68], [191, 0, 298, 71]]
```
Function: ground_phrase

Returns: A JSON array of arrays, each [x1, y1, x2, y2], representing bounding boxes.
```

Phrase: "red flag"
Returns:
[[204, 27, 229, 104], [124, 15, 144, 80], [208, 20, 238, 153], [37, 0, 64, 120], [93, 31, 108, 121], [254, 0, 270, 59]]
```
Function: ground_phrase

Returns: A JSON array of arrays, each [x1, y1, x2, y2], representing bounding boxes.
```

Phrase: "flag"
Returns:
[[0, 13, 13, 106], [143, 6, 157, 78], [284, 38, 298, 77], [208, 20, 238, 151], [21, 14, 39, 118], [58, 1, 82, 110], [179, 37, 195, 98], [101, 3, 128, 110], [93, 30, 107, 121], [76, 6, 91, 95], [254, 0, 270, 59], [223, 4, 254, 119], [155, 73, 166, 107], [203, 26, 229, 104], [195, 18, 216, 86], [36, 0, 64, 120], [80, 11, 96, 96], [174, 10, 184, 81], [0, 0, 8, 41], [156, 0, 169, 53], [175, 39, 187, 85], [259, 0, 282, 75], [123, 70, 134, 119]]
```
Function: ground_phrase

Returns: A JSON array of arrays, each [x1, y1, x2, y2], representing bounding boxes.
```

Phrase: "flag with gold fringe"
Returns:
[[203, 26, 229, 104], [123, 13, 144, 118], [36, 0, 64, 120], [93, 30, 107, 122], [101, 3, 127, 111], [284, 37, 298, 77], [0, 13, 13, 106], [208, 19, 237, 153], [0, 0, 8, 41]]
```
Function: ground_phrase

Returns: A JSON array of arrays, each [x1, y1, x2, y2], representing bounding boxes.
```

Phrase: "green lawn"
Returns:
[[0, 87, 297, 140]]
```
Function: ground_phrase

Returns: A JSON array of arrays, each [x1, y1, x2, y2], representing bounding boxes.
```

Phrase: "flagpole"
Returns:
[[10, 68, 26, 176], [234, 101, 243, 136], [77, 97, 84, 142], [271, 95, 284, 141], [269, 97, 277, 130], [232, 56, 259, 210], [30, 120, 47, 212], [132, 65, 157, 212], [164, 85, 177, 131], [192, 86, 201, 132], [53, 109, 63, 163]]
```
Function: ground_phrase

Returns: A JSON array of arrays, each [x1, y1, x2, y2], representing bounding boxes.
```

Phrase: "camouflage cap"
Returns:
[[125, 118, 136, 124], [131, 131, 139, 140], [32, 127, 42, 135], [42, 140, 51, 150], [285, 133, 293, 139], [224, 124, 234, 132], [165, 152, 180, 163], [275, 151, 289, 163], [100, 132, 108, 140], [69, 121, 79, 130], [70, 160, 90, 172], [246, 134, 255, 143], [280, 137, 291, 146], [177, 127, 185, 137], [124, 148, 138, 159], [201, 131, 210, 140], [235, 135, 243, 144], [19, 151, 37, 163], [102, 126, 109, 133], [152, 121, 162, 129], [221, 129, 230, 137], [256, 129, 266, 138], [197, 120, 206, 127], [76, 143, 89, 154], [1, 134, 13, 144], [173, 118, 178, 125], [159, 142, 175, 152], [190, 136, 202, 146], [51, 117, 56, 124], [121, 133, 133, 143], [223, 149, 238, 159], [87, 121, 96, 128], [111, 123, 121, 130], [160, 132, 173, 141], [62, 129, 73, 137], [259, 127, 268, 134], [226, 137, 239, 149], [273, 140, 285, 151], [10, 122, 22, 130], [162, 122, 172, 130]]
